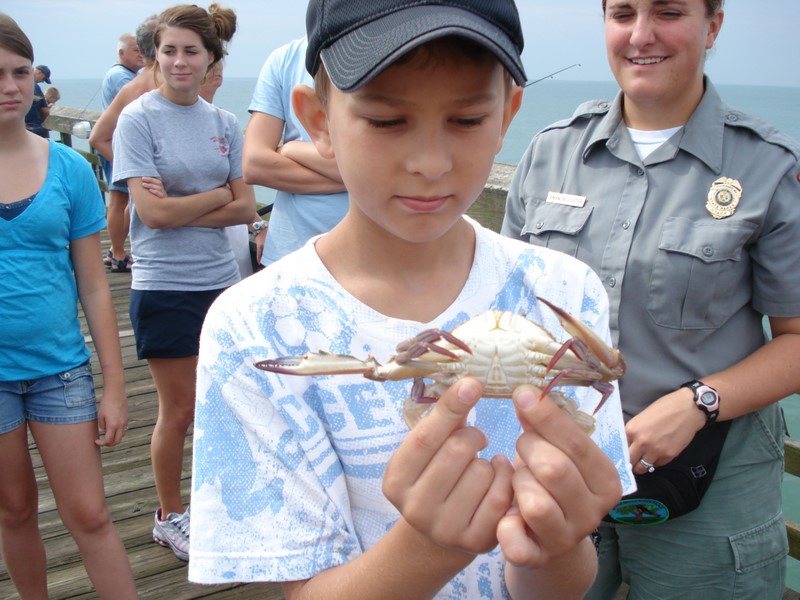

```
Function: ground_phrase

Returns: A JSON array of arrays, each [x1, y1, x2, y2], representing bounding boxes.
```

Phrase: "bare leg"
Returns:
[[0, 423, 48, 600], [31, 420, 137, 600], [148, 356, 197, 515], [106, 189, 130, 261]]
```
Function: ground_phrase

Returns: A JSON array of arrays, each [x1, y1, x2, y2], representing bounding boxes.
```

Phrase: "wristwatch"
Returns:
[[680, 380, 720, 426], [251, 220, 268, 235]]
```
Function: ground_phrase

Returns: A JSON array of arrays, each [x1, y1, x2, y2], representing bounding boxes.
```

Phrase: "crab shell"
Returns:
[[256, 297, 625, 431]]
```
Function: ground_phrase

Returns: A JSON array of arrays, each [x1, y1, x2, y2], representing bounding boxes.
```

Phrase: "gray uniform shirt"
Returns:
[[503, 80, 800, 419], [113, 91, 244, 291]]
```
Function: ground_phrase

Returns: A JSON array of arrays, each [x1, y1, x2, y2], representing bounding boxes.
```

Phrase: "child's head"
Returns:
[[0, 13, 33, 63], [0, 14, 36, 128], [154, 3, 236, 68], [305, 0, 526, 93], [294, 1, 526, 246], [45, 86, 60, 105]]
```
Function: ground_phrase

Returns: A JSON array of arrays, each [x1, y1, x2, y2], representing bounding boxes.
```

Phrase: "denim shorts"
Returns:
[[0, 361, 97, 434], [130, 288, 226, 360]]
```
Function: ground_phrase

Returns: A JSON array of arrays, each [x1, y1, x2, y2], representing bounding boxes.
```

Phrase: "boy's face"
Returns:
[[302, 50, 522, 245]]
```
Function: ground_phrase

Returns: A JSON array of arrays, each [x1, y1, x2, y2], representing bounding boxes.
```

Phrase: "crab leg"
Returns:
[[394, 328, 472, 362], [256, 351, 381, 377], [535, 296, 625, 417], [540, 371, 614, 416], [536, 296, 625, 374]]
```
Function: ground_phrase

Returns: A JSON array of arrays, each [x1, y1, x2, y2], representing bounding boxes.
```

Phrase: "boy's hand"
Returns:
[[383, 378, 514, 555], [497, 386, 622, 569]]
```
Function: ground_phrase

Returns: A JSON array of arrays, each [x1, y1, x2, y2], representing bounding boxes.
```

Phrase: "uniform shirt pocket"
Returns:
[[520, 200, 593, 257], [647, 217, 758, 329]]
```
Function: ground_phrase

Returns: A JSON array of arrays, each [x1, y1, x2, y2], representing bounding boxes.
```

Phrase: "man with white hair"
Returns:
[[99, 32, 143, 272]]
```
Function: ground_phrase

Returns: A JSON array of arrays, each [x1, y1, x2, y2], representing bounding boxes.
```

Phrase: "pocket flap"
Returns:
[[521, 201, 593, 237], [658, 217, 757, 264], [729, 512, 789, 573]]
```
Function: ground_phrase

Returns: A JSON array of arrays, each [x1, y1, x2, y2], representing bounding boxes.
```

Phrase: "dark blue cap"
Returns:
[[306, 0, 526, 91]]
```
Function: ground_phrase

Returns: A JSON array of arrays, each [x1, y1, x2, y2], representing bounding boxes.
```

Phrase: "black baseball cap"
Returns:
[[36, 65, 51, 84], [306, 0, 526, 92]]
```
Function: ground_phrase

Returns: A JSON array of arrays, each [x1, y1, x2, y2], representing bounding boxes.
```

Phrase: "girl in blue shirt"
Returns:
[[0, 13, 136, 599]]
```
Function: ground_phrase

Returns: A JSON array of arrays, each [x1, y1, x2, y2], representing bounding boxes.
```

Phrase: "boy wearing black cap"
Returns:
[[190, 1, 630, 597]]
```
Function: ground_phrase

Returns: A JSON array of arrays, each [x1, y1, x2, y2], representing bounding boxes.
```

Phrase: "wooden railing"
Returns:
[[44, 105, 800, 572], [786, 439, 800, 563], [43, 106, 106, 194]]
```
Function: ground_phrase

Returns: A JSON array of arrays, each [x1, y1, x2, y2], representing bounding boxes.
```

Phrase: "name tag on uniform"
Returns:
[[546, 191, 586, 208]]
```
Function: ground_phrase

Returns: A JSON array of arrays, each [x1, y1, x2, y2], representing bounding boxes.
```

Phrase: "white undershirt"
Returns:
[[627, 126, 683, 160]]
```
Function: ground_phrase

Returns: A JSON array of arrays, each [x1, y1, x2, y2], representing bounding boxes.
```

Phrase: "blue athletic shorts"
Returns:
[[130, 288, 226, 359], [0, 361, 97, 434]]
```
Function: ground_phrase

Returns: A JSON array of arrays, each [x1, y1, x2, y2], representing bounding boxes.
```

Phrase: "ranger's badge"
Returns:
[[705, 177, 742, 219]]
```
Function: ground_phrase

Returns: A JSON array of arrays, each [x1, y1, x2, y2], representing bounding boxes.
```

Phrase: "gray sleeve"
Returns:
[[750, 158, 800, 316], [112, 108, 160, 186]]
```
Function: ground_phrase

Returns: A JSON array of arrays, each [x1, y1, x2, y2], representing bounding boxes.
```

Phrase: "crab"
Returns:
[[255, 297, 625, 432]]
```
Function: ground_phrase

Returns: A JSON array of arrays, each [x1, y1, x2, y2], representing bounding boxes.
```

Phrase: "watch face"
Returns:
[[699, 391, 717, 407]]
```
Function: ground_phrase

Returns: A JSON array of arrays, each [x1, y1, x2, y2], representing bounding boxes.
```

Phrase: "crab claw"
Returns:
[[255, 351, 379, 376], [536, 296, 626, 377]]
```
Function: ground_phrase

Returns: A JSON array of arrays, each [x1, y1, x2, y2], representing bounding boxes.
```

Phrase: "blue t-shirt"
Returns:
[[101, 63, 137, 109], [249, 37, 349, 265], [0, 141, 106, 380], [100, 63, 137, 192]]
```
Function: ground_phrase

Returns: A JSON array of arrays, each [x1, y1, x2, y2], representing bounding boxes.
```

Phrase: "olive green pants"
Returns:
[[586, 408, 788, 600]]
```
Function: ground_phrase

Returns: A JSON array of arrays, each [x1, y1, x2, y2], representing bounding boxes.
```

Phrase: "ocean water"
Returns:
[[53, 77, 800, 163], [53, 78, 800, 588]]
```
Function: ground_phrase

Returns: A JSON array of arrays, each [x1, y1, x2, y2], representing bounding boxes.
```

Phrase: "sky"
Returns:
[[3, 0, 799, 88]]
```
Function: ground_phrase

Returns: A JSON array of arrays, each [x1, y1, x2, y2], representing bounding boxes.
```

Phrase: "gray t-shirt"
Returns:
[[113, 90, 244, 291]]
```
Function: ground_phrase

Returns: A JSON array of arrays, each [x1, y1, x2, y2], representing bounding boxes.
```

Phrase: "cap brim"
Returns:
[[320, 6, 526, 92]]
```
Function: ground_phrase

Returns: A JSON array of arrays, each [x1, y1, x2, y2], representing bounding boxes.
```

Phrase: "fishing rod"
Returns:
[[525, 63, 581, 87], [71, 85, 103, 138]]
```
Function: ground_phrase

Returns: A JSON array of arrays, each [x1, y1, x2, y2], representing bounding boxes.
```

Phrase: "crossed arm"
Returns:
[[242, 111, 345, 194], [129, 176, 256, 230]]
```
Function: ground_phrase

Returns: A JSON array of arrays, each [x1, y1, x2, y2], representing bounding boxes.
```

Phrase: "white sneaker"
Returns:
[[152, 507, 190, 561]]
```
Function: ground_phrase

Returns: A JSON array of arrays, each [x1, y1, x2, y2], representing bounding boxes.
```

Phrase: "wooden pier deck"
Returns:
[[0, 239, 285, 599]]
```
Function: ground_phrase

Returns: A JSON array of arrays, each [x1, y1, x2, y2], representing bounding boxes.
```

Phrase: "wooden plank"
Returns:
[[787, 438, 800, 478], [788, 519, 800, 564]]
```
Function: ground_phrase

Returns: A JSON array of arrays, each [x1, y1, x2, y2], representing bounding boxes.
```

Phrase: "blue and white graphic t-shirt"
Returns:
[[190, 218, 634, 598]]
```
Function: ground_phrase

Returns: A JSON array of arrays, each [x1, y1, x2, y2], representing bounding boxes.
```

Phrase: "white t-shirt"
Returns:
[[190, 218, 634, 597]]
